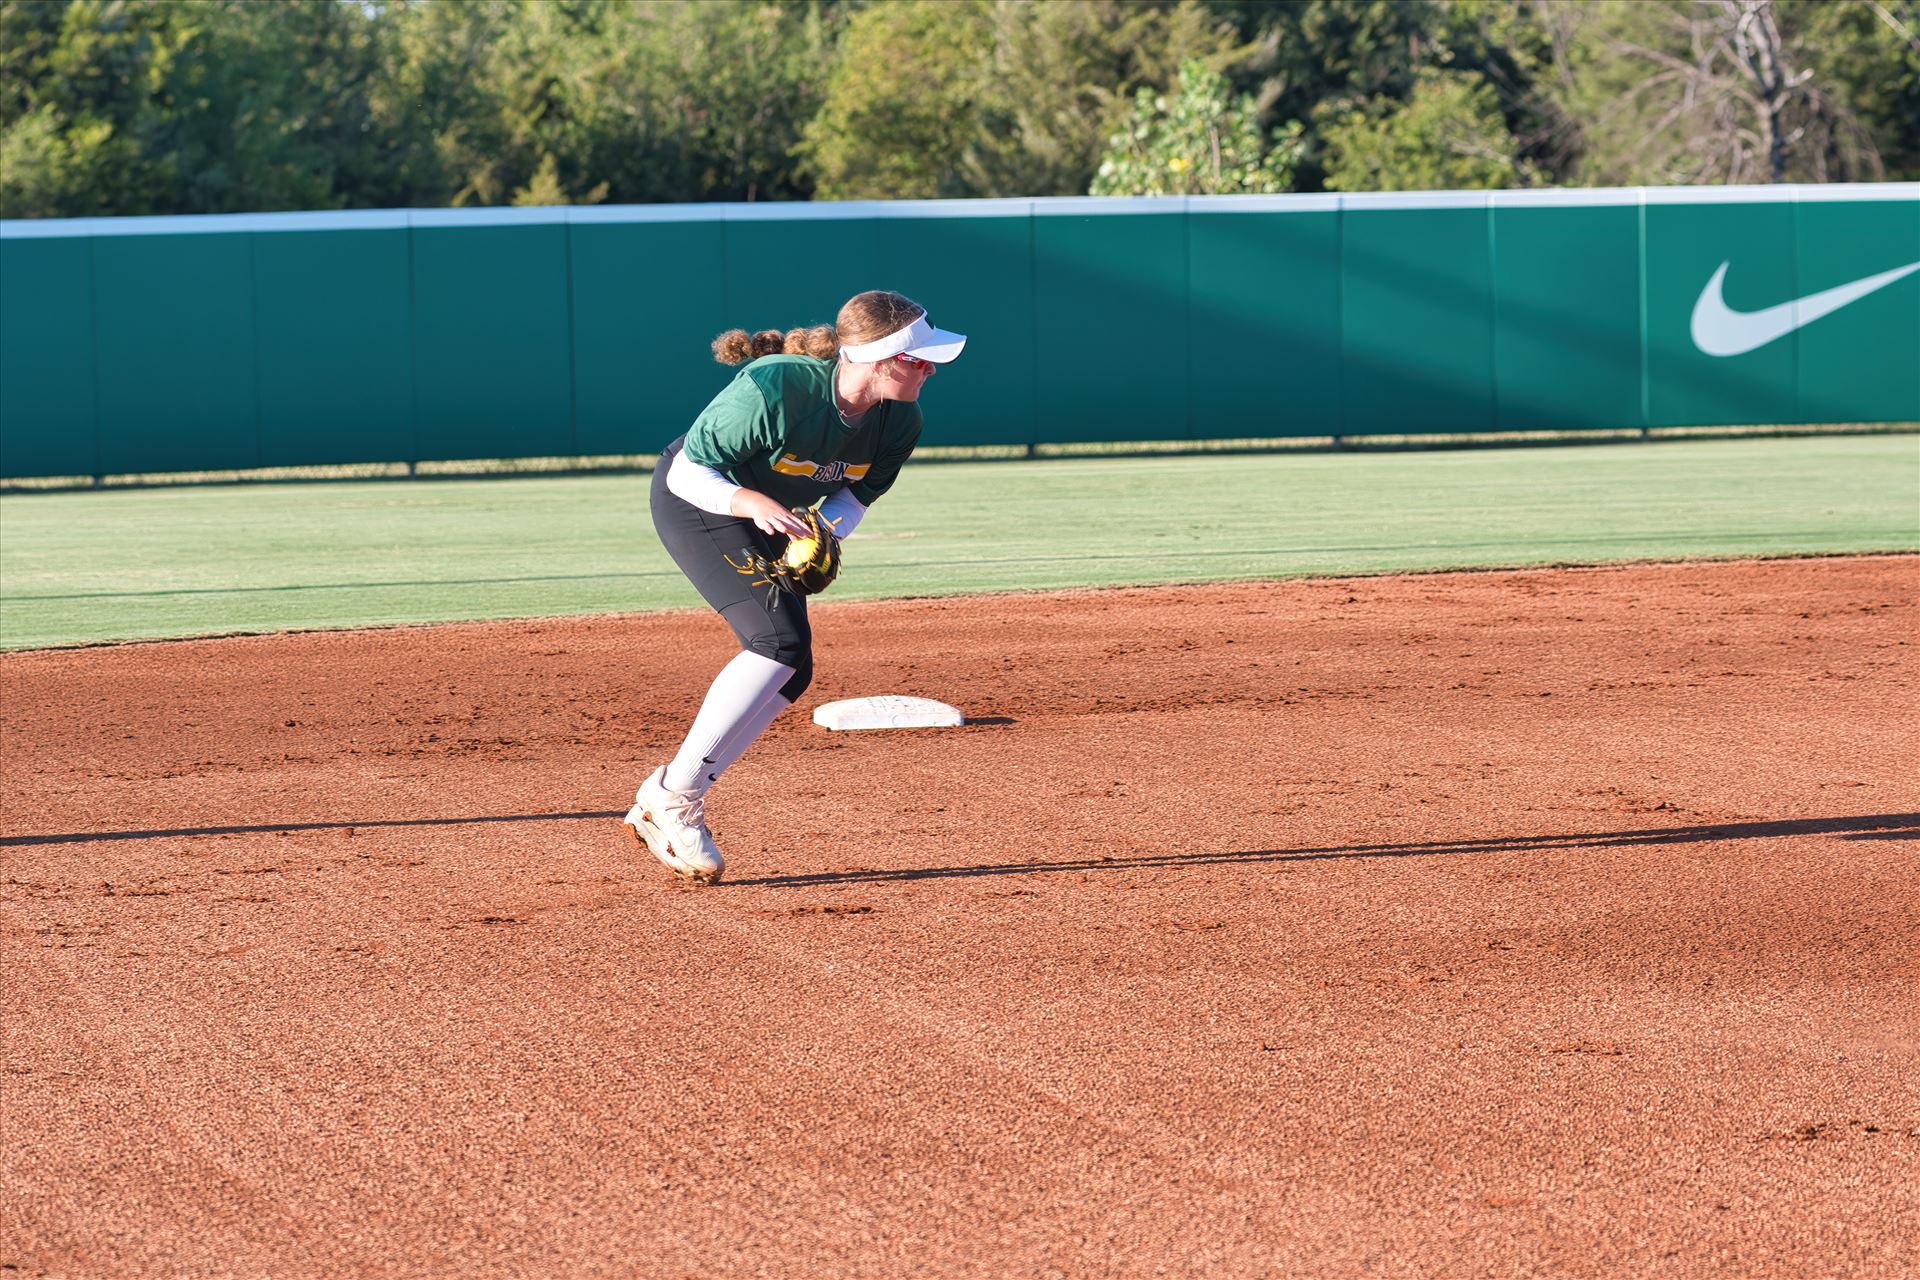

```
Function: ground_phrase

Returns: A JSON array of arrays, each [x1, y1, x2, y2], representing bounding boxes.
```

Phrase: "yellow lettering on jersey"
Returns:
[[772, 454, 873, 483]]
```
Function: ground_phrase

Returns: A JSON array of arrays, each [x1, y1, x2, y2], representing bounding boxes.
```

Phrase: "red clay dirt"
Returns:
[[3, 555, 1916, 1279]]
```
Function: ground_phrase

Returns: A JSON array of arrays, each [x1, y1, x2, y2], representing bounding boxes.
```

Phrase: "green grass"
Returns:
[[2, 435, 1915, 650]]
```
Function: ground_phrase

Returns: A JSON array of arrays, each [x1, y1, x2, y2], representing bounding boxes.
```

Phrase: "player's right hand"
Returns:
[[731, 489, 813, 539]]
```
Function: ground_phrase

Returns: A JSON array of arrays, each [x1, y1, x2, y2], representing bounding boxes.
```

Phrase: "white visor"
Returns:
[[839, 313, 967, 364]]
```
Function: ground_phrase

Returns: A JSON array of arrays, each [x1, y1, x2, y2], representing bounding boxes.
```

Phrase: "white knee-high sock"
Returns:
[[696, 690, 792, 790], [663, 651, 794, 793]]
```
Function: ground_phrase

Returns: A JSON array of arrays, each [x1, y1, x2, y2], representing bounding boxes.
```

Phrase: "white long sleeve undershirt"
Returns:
[[667, 449, 871, 537], [666, 448, 742, 516], [817, 487, 868, 538]]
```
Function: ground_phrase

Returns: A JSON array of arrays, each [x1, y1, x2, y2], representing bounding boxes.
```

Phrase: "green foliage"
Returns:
[[510, 153, 585, 207], [1, 0, 839, 216], [797, 0, 997, 200], [0, 103, 102, 216], [1542, 0, 1914, 185], [1432, 0, 1565, 170], [800, 0, 1242, 200], [964, 0, 1246, 197], [367, 0, 616, 208], [1244, 0, 1443, 118], [1204, 0, 1566, 190], [665, 0, 840, 201], [1091, 59, 1304, 195], [1317, 67, 1540, 191], [1784, 0, 1920, 180], [2, 0, 171, 216], [0, 0, 1911, 217], [1, 0, 386, 217]]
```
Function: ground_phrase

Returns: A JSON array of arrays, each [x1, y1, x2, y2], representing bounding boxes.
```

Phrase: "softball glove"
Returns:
[[727, 506, 843, 599]]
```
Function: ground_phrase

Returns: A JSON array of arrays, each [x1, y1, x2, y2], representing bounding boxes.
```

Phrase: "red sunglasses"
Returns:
[[893, 353, 934, 369]]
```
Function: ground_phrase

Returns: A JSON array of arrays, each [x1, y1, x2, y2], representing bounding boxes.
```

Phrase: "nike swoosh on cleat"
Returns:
[[1691, 259, 1920, 357]]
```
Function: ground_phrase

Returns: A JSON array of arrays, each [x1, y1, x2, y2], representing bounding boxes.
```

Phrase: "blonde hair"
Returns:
[[710, 290, 927, 365]]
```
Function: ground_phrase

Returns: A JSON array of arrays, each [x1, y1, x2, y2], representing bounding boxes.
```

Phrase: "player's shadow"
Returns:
[[728, 812, 1919, 888], [5, 814, 1912, 887], [0, 811, 626, 847]]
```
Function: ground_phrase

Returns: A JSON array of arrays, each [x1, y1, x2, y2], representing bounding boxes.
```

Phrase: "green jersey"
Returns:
[[682, 355, 923, 509]]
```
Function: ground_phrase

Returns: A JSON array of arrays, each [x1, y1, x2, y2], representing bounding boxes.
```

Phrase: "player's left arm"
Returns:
[[816, 487, 867, 538]]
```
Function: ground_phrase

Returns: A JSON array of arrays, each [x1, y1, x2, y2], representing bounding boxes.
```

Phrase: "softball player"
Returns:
[[624, 290, 966, 883]]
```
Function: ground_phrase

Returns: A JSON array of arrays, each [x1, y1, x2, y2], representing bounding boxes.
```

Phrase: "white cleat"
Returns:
[[622, 766, 725, 885]]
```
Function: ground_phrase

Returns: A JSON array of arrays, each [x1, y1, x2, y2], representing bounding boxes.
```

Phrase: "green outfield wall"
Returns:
[[1, 187, 1914, 479]]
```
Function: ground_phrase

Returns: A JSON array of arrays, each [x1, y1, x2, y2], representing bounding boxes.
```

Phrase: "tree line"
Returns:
[[3, 0, 1915, 219]]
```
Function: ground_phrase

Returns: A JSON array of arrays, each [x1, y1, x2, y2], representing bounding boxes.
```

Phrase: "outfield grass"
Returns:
[[1, 435, 1914, 650]]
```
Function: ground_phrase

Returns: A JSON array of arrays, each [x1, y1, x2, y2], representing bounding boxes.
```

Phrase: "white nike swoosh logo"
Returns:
[[1691, 259, 1920, 357]]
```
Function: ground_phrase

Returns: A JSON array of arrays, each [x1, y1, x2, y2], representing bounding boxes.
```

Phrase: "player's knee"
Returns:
[[741, 631, 810, 698], [743, 629, 810, 674], [778, 655, 813, 701]]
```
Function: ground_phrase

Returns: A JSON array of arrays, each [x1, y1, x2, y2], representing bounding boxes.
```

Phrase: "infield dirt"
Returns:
[[4, 556, 1916, 1279]]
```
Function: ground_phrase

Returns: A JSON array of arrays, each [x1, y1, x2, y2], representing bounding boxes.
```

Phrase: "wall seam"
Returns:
[[1335, 196, 1347, 440], [1183, 204, 1194, 441], [718, 206, 731, 321], [1027, 209, 1039, 453], [405, 213, 421, 468], [1637, 188, 1650, 429], [563, 222, 579, 454], [1789, 186, 1803, 425], [715, 210, 730, 458], [85, 237, 104, 481], [245, 234, 266, 469], [1487, 201, 1501, 432]]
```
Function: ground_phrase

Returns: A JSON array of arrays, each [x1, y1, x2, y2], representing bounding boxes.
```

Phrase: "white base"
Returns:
[[812, 695, 965, 731]]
